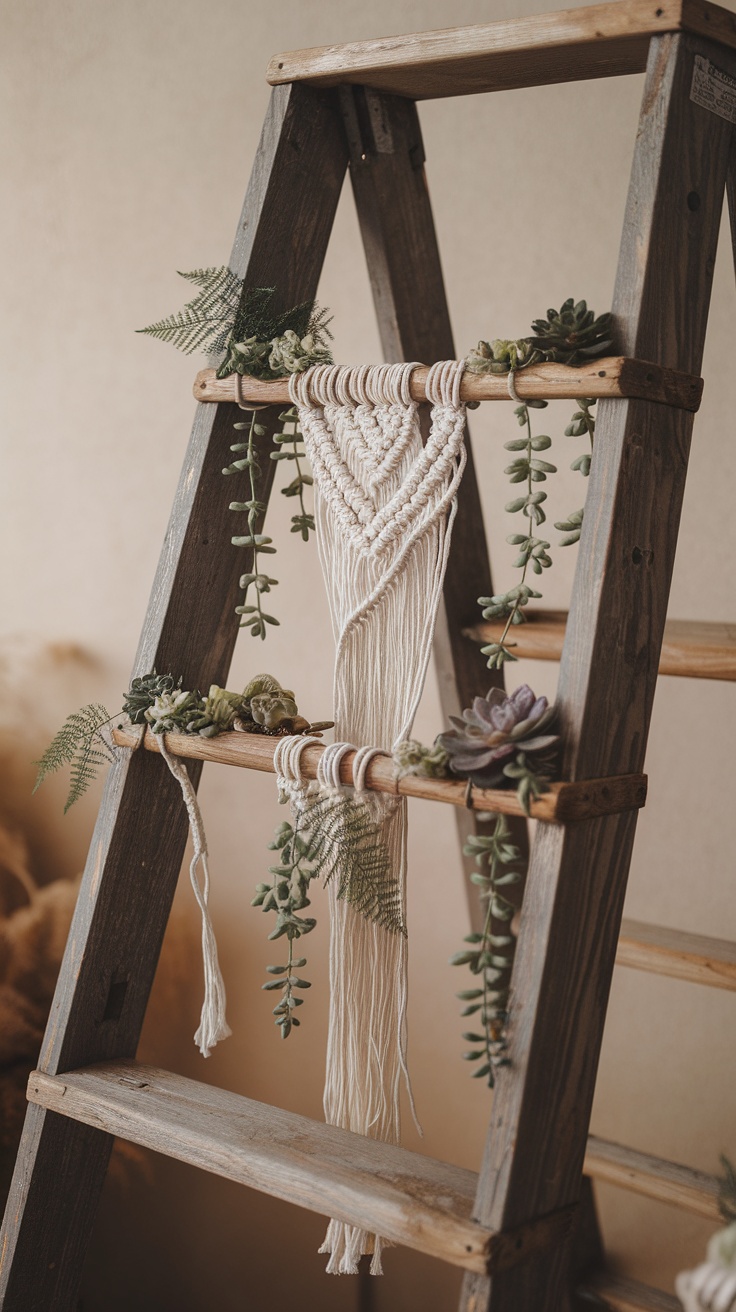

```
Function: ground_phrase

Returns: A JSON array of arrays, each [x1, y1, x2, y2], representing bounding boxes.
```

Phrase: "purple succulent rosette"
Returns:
[[438, 684, 559, 788]]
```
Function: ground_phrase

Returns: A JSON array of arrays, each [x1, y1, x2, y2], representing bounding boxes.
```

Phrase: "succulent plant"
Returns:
[[123, 672, 181, 724], [144, 688, 202, 735], [393, 738, 450, 779], [465, 298, 614, 378], [182, 685, 248, 737], [526, 298, 614, 365], [438, 685, 559, 788], [465, 337, 540, 376], [250, 690, 299, 730]]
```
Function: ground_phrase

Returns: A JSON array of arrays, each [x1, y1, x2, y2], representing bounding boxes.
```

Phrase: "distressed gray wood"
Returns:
[[0, 83, 348, 1312], [341, 85, 529, 919], [460, 30, 734, 1312], [267, 0, 736, 101], [26, 1062, 576, 1276]]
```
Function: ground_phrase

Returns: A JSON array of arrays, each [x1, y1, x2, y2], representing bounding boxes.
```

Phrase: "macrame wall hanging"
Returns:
[[276, 359, 467, 1274]]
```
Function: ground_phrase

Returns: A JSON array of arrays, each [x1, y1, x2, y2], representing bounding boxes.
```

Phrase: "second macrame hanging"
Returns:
[[279, 359, 467, 1274]]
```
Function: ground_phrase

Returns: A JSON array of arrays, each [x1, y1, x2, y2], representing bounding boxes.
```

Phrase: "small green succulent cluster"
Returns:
[[37, 674, 319, 812], [222, 329, 332, 382], [451, 814, 523, 1088], [394, 739, 450, 779], [466, 298, 613, 376]]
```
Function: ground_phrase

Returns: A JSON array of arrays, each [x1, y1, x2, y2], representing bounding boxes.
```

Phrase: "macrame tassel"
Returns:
[[158, 736, 231, 1057], [289, 359, 467, 1273]]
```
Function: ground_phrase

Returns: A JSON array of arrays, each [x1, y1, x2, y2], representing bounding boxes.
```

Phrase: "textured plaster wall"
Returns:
[[1, 0, 735, 1308]]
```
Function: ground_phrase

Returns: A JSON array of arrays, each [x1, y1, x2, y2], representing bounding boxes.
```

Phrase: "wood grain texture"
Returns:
[[26, 1063, 577, 1276], [584, 1137, 721, 1219], [111, 725, 648, 822], [581, 1273, 681, 1312], [617, 918, 736, 988], [467, 611, 736, 681], [0, 84, 348, 1312], [193, 357, 703, 410], [338, 84, 526, 929], [267, 0, 736, 100], [461, 31, 734, 1312]]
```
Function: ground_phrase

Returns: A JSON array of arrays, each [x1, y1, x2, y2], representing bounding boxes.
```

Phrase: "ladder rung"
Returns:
[[581, 1273, 681, 1312], [584, 1136, 721, 1220], [617, 918, 736, 991], [27, 1063, 576, 1275], [194, 357, 702, 411], [266, 0, 736, 100], [111, 726, 647, 823], [467, 611, 736, 682]]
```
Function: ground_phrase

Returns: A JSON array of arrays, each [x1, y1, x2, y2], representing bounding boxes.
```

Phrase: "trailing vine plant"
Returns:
[[467, 299, 613, 669], [253, 790, 404, 1038], [140, 274, 331, 637], [450, 814, 522, 1087]]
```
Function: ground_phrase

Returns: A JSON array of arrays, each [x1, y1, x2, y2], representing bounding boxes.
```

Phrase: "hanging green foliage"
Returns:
[[33, 704, 116, 813], [451, 813, 523, 1088], [467, 299, 612, 669]]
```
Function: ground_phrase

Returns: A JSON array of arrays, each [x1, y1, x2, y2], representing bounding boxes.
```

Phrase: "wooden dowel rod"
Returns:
[[111, 726, 647, 823], [192, 357, 702, 411]]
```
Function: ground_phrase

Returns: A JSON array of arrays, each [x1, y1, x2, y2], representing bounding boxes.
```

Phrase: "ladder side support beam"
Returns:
[[0, 84, 348, 1312], [461, 31, 734, 1312]]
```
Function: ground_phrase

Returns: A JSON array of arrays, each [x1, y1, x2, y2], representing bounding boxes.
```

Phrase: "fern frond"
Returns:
[[137, 266, 242, 356], [33, 703, 115, 812], [304, 793, 406, 936]]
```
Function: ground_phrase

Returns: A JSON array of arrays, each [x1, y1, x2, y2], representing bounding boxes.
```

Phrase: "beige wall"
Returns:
[[2, 0, 735, 1307]]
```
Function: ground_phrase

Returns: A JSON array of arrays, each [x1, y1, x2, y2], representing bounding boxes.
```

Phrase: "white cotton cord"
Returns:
[[676, 1263, 736, 1311], [507, 369, 522, 403], [288, 359, 467, 1273], [233, 371, 269, 411], [157, 736, 231, 1058]]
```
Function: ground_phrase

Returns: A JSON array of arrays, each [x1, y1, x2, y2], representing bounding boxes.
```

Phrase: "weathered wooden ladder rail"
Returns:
[[3, 1, 736, 1310], [111, 724, 649, 822]]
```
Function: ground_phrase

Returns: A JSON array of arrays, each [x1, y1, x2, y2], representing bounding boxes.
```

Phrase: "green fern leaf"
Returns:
[[304, 793, 406, 936], [137, 266, 243, 356], [33, 703, 115, 812]]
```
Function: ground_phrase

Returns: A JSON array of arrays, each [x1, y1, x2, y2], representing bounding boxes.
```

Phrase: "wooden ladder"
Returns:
[[2, 2, 735, 1308]]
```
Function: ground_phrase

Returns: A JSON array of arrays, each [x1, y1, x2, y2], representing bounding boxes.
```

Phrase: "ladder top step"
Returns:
[[112, 725, 648, 823], [194, 357, 703, 411], [27, 1063, 575, 1275], [267, 0, 736, 100]]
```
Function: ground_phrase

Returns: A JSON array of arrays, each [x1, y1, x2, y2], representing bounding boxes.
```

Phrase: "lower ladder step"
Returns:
[[27, 1063, 574, 1275], [582, 1273, 681, 1312], [584, 1136, 721, 1219]]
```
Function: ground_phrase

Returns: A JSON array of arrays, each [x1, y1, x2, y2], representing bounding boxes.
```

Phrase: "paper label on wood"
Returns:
[[690, 55, 736, 124]]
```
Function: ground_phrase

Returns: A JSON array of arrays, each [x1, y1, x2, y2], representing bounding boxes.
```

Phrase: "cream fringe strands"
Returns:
[[284, 359, 468, 1274]]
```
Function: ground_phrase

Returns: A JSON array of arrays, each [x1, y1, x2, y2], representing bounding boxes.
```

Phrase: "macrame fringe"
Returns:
[[158, 737, 231, 1057], [288, 359, 467, 1273]]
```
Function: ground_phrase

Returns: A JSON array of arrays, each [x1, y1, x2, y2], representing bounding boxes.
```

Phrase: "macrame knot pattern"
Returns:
[[285, 359, 468, 1275]]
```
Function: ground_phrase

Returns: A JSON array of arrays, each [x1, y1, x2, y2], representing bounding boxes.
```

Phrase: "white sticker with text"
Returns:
[[690, 54, 736, 124]]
